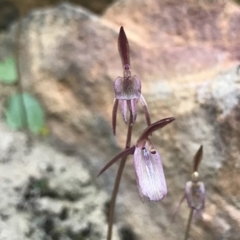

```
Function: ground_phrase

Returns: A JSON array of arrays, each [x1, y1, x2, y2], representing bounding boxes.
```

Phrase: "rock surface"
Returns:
[[0, 122, 120, 240], [0, 0, 114, 31], [0, 0, 240, 240]]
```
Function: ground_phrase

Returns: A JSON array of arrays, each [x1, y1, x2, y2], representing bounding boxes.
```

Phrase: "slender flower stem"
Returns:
[[184, 208, 194, 240], [107, 110, 133, 240]]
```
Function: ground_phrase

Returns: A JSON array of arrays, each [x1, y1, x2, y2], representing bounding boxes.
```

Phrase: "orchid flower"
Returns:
[[185, 145, 205, 217], [112, 27, 150, 135], [98, 117, 175, 201], [172, 145, 205, 222]]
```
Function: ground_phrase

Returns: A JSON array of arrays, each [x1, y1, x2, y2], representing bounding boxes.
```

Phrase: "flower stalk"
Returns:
[[106, 110, 133, 240], [184, 208, 194, 240]]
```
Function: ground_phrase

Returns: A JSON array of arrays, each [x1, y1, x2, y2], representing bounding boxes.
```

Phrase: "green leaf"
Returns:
[[5, 93, 46, 134], [0, 56, 18, 84]]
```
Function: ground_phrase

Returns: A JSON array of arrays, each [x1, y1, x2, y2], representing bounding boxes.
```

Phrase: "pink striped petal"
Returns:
[[133, 146, 167, 201]]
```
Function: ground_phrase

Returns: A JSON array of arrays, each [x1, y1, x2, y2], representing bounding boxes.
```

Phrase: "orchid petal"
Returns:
[[119, 100, 128, 123], [114, 76, 141, 100], [193, 145, 203, 172], [198, 182, 205, 210], [112, 98, 119, 135], [137, 117, 175, 144], [98, 146, 135, 177], [130, 99, 138, 123], [185, 181, 193, 208], [133, 146, 167, 201], [139, 94, 151, 126], [118, 26, 130, 69]]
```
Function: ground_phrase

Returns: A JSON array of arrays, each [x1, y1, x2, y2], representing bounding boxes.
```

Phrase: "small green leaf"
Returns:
[[0, 56, 18, 84], [5, 93, 46, 134]]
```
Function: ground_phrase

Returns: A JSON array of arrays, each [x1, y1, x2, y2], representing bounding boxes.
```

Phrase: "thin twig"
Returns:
[[107, 111, 133, 240], [184, 208, 194, 240]]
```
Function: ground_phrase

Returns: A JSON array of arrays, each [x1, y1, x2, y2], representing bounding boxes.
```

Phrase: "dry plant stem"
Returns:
[[107, 110, 133, 240], [184, 208, 194, 240]]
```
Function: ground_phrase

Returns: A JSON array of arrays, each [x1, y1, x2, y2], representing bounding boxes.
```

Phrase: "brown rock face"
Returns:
[[0, 0, 240, 239]]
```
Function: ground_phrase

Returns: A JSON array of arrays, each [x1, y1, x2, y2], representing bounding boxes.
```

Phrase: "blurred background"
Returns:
[[0, 0, 240, 239]]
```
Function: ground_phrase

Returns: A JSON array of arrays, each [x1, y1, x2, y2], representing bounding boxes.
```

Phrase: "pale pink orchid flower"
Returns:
[[98, 117, 175, 201], [112, 27, 150, 135], [185, 145, 205, 217], [185, 179, 205, 218], [172, 145, 205, 221]]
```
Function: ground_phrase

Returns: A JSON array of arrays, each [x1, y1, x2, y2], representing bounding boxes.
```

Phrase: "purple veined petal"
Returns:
[[114, 76, 141, 100], [118, 26, 130, 69], [98, 146, 135, 177], [139, 94, 151, 126], [119, 99, 128, 123], [137, 117, 175, 144], [133, 146, 167, 201], [112, 98, 119, 135]]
